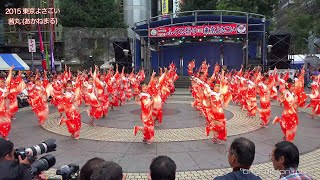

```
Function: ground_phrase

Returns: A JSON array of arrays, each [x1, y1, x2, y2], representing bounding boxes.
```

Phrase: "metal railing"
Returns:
[[134, 10, 265, 28]]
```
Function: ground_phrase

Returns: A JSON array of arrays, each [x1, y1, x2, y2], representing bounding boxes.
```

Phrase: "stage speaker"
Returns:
[[112, 38, 132, 73], [267, 32, 291, 69]]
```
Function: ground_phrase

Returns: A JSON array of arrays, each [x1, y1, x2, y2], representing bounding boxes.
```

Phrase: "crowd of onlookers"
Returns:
[[0, 137, 313, 180]]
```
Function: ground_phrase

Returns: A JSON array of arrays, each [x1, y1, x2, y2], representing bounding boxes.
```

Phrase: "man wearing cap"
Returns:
[[0, 138, 32, 180]]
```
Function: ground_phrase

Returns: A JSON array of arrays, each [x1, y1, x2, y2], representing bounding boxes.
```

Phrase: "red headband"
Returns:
[[0, 78, 5, 82]]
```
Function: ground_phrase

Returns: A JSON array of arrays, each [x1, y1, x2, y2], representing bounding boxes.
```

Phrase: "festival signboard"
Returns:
[[149, 24, 247, 38]]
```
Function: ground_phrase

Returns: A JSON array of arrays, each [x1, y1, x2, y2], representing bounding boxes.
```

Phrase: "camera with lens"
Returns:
[[14, 139, 57, 177], [56, 164, 80, 180], [29, 154, 56, 177], [14, 138, 57, 162]]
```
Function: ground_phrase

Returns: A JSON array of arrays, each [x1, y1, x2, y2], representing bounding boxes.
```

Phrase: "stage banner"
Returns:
[[162, 0, 169, 17], [149, 24, 247, 38]]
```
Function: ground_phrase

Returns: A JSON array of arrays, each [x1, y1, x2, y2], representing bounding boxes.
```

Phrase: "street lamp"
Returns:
[[267, 45, 273, 53], [123, 49, 129, 57]]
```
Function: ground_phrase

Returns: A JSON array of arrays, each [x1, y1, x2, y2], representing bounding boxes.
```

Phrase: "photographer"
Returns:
[[0, 138, 32, 180], [18, 88, 29, 108]]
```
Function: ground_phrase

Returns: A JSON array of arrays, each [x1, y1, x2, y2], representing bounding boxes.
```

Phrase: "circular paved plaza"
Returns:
[[9, 88, 320, 179]]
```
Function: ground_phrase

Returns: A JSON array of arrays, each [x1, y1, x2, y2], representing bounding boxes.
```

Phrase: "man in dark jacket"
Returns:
[[214, 137, 261, 180], [0, 138, 32, 180]]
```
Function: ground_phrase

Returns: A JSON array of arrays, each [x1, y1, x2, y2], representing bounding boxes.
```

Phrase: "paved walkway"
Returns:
[[8, 88, 320, 179]]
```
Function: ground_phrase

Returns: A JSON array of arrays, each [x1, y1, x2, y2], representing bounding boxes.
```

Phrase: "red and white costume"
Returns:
[[278, 72, 289, 103], [294, 71, 307, 108], [0, 83, 10, 138], [51, 79, 64, 114], [306, 76, 320, 115], [134, 92, 154, 143], [273, 89, 298, 142], [7, 73, 26, 118], [94, 74, 109, 118], [83, 83, 103, 120], [258, 78, 271, 126], [29, 80, 49, 126], [246, 78, 258, 116], [59, 78, 82, 139], [269, 72, 278, 100], [203, 86, 228, 142]]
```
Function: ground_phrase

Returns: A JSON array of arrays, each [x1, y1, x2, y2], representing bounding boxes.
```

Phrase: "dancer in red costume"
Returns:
[[158, 68, 171, 104], [134, 72, 156, 144], [278, 71, 290, 105], [191, 76, 206, 117], [203, 69, 230, 144], [187, 60, 195, 76], [83, 75, 103, 126], [7, 70, 26, 120], [29, 70, 50, 126], [269, 70, 278, 100], [273, 78, 299, 142], [230, 72, 239, 103], [93, 65, 110, 118], [294, 67, 307, 108], [109, 66, 120, 109], [237, 66, 247, 109], [306, 75, 320, 118], [149, 70, 167, 126], [118, 67, 126, 105], [51, 73, 64, 117], [257, 73, 272, 127], [59, 79, 82, 139], [167, 63, 179, 95], [231, 68, 242, 104], [0, 66, 13, 139], [246, 69, 259, 117], [128, 70, 140, 97], [123, 71, 132, 101]]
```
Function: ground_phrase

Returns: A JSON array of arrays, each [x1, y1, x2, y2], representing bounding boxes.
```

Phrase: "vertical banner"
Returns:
[[37, 24, 47, 71], [45, 46, 50, 70], [50, 0, 56, 42], [162, 0, 169, 18], [50, 36, 55, 71], [28, 39, 36, 52], [173, 0, 180, 18]]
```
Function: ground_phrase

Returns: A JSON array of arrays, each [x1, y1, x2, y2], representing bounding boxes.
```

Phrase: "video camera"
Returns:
[[56, 164, 80, 180], [14, 139, 57, 177]]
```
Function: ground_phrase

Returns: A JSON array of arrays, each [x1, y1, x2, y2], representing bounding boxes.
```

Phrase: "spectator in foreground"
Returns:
[[214, 137, 261, 180], [148, 156, 176, 180], [271, 141, 313, 180], [90, 161, 126, 180], [79, 157, 106, 180]]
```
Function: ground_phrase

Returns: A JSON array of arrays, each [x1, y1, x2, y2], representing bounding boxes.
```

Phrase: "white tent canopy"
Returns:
[[100, 58, 115, 69], [0, 53, 30, 70], [291, 54, 320, 64]]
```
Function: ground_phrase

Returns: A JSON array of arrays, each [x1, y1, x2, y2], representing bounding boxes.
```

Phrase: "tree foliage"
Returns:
[[0, 0, 25, 17], [58, 0, 125, 28], [180, 0, 278, 18], [180, 0, 219, 12], [285, 10, 320, 53]]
